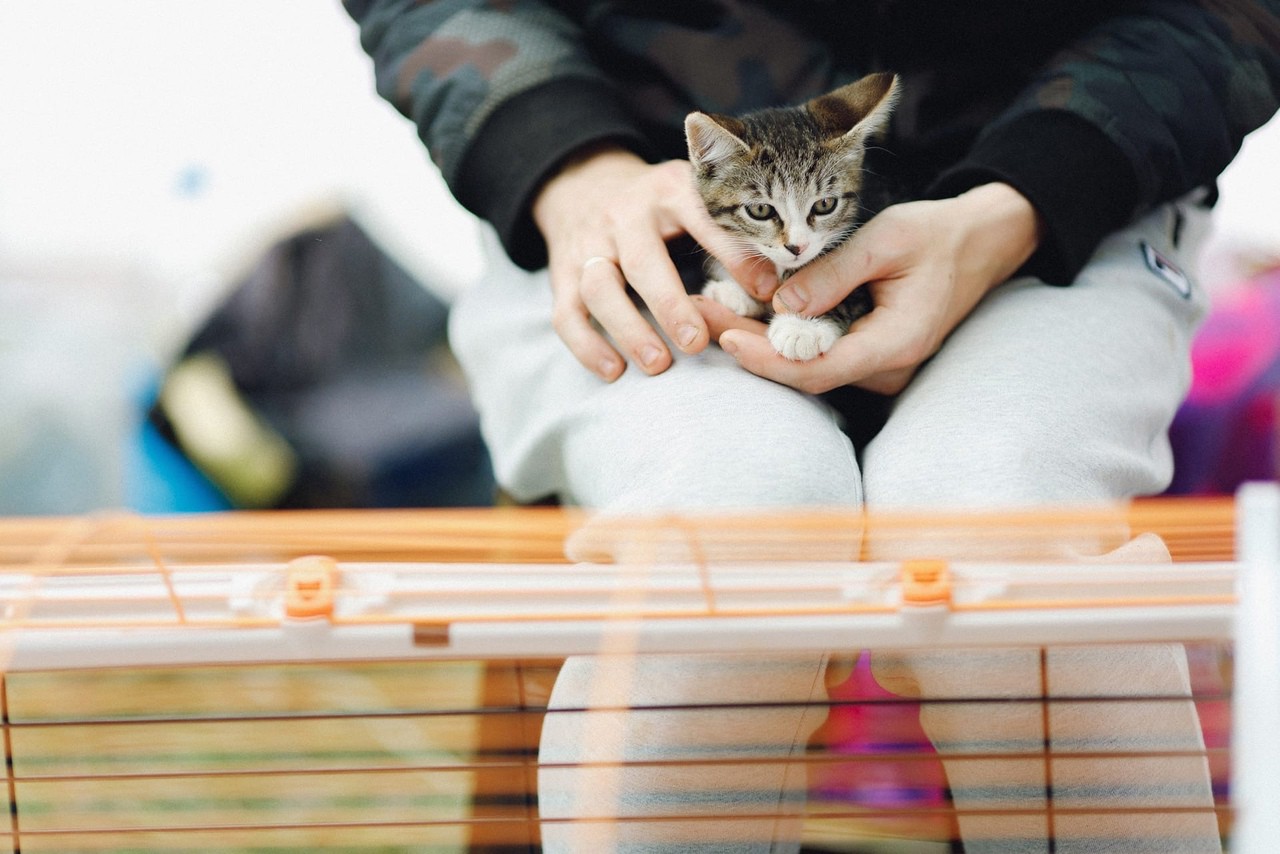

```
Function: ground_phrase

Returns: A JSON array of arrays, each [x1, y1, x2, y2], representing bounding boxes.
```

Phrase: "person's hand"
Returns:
[[532, 145, 775, 381], [709, 183, 1043, 395]]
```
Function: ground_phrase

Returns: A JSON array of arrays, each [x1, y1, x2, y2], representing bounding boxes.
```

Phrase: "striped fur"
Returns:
[[685, 72, 899, 360]]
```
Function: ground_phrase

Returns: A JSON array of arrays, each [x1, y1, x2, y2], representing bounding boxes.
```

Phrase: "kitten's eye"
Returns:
[[811, 196, 838, 216], [744, 203, 775, 221]]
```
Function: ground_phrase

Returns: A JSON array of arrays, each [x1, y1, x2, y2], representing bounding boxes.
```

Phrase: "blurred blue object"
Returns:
[[126, 407, 232, 513]]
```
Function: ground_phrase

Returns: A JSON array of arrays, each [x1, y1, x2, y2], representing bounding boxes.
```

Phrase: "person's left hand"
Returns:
[[703, 183, 1043, 396]]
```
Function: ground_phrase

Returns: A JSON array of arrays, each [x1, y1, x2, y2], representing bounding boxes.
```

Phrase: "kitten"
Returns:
[[684, 72, 900, 361]]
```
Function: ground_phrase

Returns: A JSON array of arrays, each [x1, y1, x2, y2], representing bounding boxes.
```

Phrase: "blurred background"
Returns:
[[1, 0, 1278, 517], [0, 0, 491, 514]]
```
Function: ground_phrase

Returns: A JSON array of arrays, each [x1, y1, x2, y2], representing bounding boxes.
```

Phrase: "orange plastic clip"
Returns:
[[901, 559, 951, 607], [285, 555, 338, 619]]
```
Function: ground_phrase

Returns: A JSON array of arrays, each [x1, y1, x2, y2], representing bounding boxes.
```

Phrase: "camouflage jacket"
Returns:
[[345, 0, 1280, 284]]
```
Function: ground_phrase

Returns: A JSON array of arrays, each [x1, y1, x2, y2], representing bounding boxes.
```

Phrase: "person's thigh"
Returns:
[[862, 198, 1211, 510], [449, 228, 862, 512], [863, 199, 1221, 852], [451, 234, 859, 852]]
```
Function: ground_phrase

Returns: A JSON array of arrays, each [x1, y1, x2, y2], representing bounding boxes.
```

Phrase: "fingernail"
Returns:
[[598, 357, 620, 379], [639, 344, 662, 367], [776, 284, 807, 312], [676, 323, 699, 349], [756, 272, 778, 297], [719, 335, 739, 357]]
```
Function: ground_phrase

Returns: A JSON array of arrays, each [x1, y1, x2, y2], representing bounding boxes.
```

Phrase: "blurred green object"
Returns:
[[148, 215, 494, 509]]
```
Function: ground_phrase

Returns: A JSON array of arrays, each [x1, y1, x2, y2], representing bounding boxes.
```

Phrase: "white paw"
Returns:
[[702, 278, 768, 319], [767, 314, 843, 361]]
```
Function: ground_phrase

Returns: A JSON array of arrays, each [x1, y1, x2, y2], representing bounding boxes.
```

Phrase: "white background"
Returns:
[[0, 1, 1276, 512]]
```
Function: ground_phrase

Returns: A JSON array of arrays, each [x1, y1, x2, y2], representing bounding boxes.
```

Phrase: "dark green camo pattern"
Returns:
[[346, 0, 1280, 212]]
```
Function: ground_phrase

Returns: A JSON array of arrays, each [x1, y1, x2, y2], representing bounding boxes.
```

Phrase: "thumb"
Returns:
[[773, 220, 894, 316], [715, 247, 780, 301]]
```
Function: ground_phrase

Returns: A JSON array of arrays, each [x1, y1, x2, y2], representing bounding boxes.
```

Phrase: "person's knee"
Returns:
[[565, 360, 862, 511], [863, 405, 1167, 510]]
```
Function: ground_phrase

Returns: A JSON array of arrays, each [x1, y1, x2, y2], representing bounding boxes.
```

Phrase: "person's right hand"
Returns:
[[532, 145, 774, 381]]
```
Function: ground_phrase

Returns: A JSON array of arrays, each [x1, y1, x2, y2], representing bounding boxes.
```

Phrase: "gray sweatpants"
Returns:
[[449, 196, 1221, 852]]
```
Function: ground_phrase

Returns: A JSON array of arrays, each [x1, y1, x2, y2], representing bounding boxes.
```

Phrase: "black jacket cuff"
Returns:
[[453, 78, 651, 270], [926, 111, 1139, 285]]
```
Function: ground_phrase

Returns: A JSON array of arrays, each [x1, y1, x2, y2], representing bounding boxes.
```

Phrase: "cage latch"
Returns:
[[285, 555, 338, 619], [901, 559, 951, 607]]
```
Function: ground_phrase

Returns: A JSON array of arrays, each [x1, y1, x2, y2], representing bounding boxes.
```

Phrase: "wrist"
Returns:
[[956, 182, 1044, 285], [532, 144, 647, 235]]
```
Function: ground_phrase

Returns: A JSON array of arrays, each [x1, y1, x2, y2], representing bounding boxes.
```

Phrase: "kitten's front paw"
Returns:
[[702, 278, 768, 319], [767, 314, 843, 361]]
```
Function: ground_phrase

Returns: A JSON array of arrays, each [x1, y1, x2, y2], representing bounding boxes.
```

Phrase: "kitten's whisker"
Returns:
[[734, 251, 775, 274], [718, 240, 774, 266]]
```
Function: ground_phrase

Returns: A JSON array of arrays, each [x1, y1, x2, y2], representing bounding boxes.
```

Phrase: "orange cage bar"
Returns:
[[0, 487, 1273, 853]]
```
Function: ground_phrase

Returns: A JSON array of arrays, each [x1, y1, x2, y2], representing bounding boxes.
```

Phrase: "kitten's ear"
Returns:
[[808, 72, 900, 148], [685, 112, 750, 171]]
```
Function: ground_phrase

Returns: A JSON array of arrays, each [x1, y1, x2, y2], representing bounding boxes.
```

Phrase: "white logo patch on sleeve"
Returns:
[[1141, 241, 1192, 299]]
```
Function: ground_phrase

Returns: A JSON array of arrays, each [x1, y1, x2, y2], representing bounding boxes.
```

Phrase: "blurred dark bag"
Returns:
[[149, 215, 494, 508]]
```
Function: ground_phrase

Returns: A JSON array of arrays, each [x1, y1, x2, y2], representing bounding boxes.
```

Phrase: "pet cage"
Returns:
[[1, 484, 1276, 852]]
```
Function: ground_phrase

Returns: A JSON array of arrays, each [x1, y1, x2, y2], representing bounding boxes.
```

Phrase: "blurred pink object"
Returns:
[[1168, 266, 1280, 494]]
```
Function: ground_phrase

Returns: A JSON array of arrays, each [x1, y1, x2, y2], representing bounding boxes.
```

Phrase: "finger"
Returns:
[[575, 254, 674, 375], [718, 329, 851, 394], [651, 161, 776, 300], [682, 211, 779, 302], [670, 180, 779, 301], [719, 308, 908, 395], [771, 252, 864, 317], [614, 229, 709, 356], [548, 263, 626, 381], [772, 215, 898, 316], [693, 293, 769, 340]]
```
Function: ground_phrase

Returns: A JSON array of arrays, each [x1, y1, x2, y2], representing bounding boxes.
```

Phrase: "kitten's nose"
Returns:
[[785, 242, 807, 257]]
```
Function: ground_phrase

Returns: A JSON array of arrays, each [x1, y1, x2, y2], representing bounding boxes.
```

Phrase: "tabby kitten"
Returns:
[[684, 72, 899, 360]]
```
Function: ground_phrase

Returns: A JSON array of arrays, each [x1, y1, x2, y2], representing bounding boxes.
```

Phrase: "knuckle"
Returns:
[[648, 290, 688, 320], [875, 204, 906, 226], [599, 208, 626, 231], [655, 159, 688, 182]]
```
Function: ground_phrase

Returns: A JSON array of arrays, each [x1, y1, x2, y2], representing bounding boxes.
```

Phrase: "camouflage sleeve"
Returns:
[[344, 0, 650, 269], [929, 0, 1280, 285]]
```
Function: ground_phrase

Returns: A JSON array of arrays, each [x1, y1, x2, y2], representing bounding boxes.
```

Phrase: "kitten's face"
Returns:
[[685, 73, 899, 273], [693, 135, 865, 271]]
